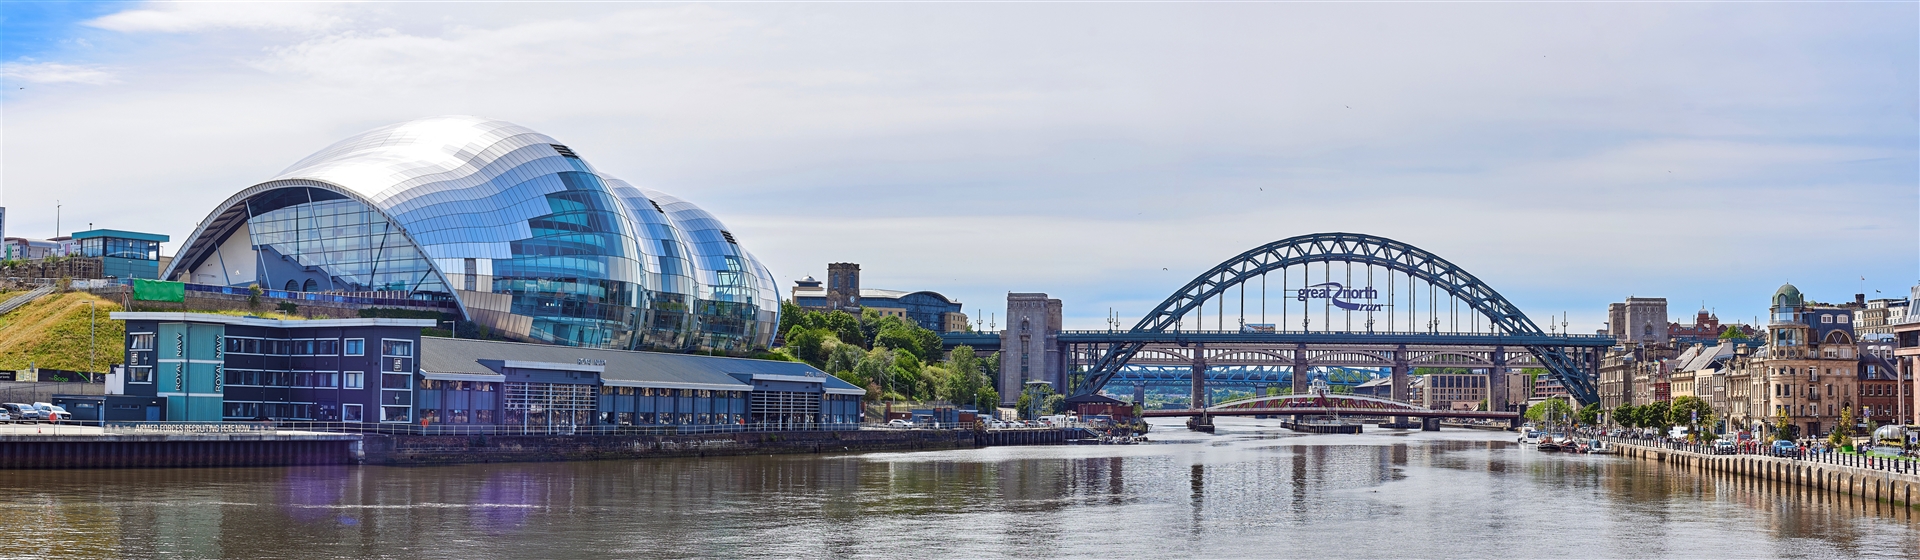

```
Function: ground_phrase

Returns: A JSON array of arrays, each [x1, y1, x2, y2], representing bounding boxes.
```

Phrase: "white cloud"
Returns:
[[6, 3, 1916, 332], [85, 3, 346, 33], [1, 62, 117, 85]]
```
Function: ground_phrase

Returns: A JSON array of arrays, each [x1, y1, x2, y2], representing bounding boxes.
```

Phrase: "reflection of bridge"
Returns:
[[1140, 393, 1520, 423]]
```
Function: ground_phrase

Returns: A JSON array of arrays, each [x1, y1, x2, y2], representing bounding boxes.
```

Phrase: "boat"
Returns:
[[1585, 439, 1617, 455], [1537, 433, 1566, 452]]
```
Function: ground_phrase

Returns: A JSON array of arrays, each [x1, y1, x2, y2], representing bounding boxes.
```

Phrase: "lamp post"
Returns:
[[442, 320, 458, 339]]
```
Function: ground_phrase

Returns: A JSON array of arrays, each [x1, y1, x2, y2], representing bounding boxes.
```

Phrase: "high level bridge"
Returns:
[[968, 233, 1616, 429]]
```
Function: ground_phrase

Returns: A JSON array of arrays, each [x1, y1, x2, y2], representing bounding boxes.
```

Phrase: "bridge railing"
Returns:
[[1602, 434, 1919, 476]]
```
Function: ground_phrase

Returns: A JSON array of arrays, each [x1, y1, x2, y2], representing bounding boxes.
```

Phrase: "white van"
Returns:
[[1668, 426, 1690, 440]]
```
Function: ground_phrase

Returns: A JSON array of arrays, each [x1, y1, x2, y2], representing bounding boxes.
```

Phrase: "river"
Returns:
[[3, 418, 1914, 558]]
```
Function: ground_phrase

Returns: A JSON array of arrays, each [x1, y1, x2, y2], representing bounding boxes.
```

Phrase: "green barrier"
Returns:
[[133, 279, 186, 302]]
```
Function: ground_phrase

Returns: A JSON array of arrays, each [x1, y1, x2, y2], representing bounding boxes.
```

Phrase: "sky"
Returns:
[[2, 1, 1916, 332]]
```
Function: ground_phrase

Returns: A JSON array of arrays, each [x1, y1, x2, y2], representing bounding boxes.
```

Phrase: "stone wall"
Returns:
[[1614, 441, 1918, 509]]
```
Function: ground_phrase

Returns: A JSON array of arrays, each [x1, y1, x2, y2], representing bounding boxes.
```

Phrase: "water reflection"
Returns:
[[0, 418, 1913, 558]]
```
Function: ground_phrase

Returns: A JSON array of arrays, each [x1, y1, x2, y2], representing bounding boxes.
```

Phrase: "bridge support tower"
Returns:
[[1187, 343, 1213, 432], [1391, 344, 1410, 427], [1489, 346, 1508, 413]]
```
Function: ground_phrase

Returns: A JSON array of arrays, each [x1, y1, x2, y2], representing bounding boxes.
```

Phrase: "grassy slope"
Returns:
[[0, 291, 125, 372]]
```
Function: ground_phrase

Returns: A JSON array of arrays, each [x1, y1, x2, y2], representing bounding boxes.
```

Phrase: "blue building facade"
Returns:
[[113, 312, 863, 429], [71, 229, 169, 280]]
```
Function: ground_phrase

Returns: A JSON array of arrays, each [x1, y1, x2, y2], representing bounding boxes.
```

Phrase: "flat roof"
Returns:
[[419, 337, 865, 394], [71, 229, 170, 242], [109, 312, 437, 328]]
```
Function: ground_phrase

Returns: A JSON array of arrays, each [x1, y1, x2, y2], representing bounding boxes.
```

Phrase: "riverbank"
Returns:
[[1611, 439, 1920, 509], [0, 426, 1077, 469]]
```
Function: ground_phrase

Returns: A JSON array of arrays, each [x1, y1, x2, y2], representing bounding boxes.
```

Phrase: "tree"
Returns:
[[1717, 325, 1748, 340], [1015, 393, 1034, 420], [1576, 403, 1601, 426], [1668, 396, 1714, 442], [1642, 400, 1673, 436], [1042, 394, 1066, 416], [1614, 404, 1640, 429], [778, 300, 807, 339], [1525, 398, 1575, 427], [1829, 406, 1855, 450], [1773, 408, 1793, 442], [786, 327, 835, 368], [825, 344, 865, 376], [854, 348, 894, 401], [822, 310, 865, 348]]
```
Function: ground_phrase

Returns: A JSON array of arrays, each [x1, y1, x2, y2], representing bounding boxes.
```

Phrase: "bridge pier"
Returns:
[[1132, 383, 1146, 408], [1489, 346, 1508, 413], [1291, 342, 1309, 397], [1391, 345, 1410, 427], [1189, 343, 1211, 432], [1422, 418, 1441, 431]]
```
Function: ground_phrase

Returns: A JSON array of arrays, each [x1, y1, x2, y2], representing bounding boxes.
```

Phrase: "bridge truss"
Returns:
[[1070, 232, 1614, 407]]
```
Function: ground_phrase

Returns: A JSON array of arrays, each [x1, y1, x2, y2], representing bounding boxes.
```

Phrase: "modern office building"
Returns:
[[113, 312, 863, 428], [70, 229, 170, 279], [164, 116, 779, 355]]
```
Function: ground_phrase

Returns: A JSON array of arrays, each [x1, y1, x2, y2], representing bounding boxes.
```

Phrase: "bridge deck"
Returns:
[[1142, 407, 1520, 420]]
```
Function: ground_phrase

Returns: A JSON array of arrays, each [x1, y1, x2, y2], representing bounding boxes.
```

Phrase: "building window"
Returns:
[[1837, 315, 1849, 324], [382, 340, 413, 357], [345, 371, 365, 389], [130, 333, 156, 350], [343, 403, 363, 422], [345, 339, 364, 356], [129, 367, 152, 383], [1821, 315, 1832, 324]]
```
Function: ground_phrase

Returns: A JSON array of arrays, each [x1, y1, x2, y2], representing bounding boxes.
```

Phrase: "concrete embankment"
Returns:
[[0, 428, 1075, 469], [365, 429, 1007, 465], [0, 432, 361, 469], [1613, 441, 1919, 509]]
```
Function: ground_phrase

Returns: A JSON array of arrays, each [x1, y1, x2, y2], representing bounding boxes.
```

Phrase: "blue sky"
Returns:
[[2, 2, 1915, 332], [1, 2, 130, 59]]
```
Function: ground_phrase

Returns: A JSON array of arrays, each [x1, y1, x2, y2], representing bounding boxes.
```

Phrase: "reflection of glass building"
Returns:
[[166, 116, 778, 354]]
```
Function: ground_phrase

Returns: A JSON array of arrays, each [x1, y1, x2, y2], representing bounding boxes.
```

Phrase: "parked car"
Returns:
[[1712, 440, 1737, 455], [887, 419, 915, 428], [3, 403, 42, 423], [1771, 440, 1801, 458], [0, 410, 10, 423], [34, 403, 69, 423]]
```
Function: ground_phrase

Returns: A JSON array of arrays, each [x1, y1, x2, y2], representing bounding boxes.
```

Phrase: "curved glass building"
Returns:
[[166, 116, 778, 354]]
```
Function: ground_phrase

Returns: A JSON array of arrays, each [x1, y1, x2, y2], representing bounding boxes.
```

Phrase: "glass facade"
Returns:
[[167, 116, 779, 355]]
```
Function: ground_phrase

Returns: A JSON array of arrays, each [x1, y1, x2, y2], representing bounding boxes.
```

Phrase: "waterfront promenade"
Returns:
[[1606, 436, 1919, 509]]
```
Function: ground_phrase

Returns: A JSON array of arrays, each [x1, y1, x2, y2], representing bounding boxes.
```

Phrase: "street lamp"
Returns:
[[442, 320, 458, 339]]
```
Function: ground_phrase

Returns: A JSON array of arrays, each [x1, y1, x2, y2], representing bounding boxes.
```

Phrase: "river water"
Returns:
[[3, 418, 1915, 559]]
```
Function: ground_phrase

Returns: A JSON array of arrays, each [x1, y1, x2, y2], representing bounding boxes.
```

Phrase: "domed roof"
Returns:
[[169, 115, 781, 353], [1773, 283, 1803, 307]]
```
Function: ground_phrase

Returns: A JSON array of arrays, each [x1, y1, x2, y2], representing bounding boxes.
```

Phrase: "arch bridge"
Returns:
[[1062, 233, 1613, 426]]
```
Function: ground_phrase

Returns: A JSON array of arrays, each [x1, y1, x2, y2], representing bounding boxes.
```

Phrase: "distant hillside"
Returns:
[[0, 291, 124, 373]]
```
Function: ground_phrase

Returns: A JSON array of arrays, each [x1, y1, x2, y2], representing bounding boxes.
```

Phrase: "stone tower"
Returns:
[[826, 262, 860, 311], [1000, 293, 1063, 405]]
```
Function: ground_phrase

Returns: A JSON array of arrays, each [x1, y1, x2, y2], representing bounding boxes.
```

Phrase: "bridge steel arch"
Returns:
[[1079, 232, 1600, 404]]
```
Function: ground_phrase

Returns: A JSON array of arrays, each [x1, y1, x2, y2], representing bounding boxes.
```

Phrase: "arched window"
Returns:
[[284, 280, 299, 292], [302, 279, 318, 292]]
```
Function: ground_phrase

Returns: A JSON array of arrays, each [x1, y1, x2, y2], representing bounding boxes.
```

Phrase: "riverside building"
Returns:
[[163, 116, 781, 355], [113, 312, 863, 429]]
